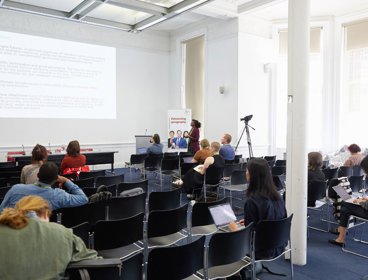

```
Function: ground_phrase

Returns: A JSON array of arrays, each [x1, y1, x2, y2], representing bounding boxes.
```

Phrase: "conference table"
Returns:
[[11, 151, 118, 171]]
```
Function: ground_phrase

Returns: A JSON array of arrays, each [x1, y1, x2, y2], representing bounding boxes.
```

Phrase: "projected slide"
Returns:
[[0, 31, 116, 119]]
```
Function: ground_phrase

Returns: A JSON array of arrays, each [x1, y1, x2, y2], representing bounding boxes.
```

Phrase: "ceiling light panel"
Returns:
[[140, 0, 184, 8], [87, 3, 152, 25], [10, 0, 85, 12]]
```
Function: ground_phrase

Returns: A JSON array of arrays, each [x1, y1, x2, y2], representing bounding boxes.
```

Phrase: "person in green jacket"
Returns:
[[0, 195, 99, 280]]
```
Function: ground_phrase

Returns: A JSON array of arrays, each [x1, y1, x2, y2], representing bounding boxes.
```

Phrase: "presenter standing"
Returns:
[[187, 119, 201, 154]]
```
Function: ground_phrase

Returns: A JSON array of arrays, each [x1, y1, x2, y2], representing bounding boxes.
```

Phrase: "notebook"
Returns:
[[208, 203, 244, 231]]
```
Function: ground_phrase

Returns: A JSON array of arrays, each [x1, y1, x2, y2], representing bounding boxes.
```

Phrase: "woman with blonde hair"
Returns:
[[192, 139, 213, 164], [0, 195, 99, 279]]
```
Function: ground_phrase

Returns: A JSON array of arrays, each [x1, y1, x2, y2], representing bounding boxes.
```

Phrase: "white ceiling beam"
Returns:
[[238, 0, 286, 14], [76, 1, 107, 20], [83, 16, 132, 30], [2, 0, 68, 18], [68, 0, 99, 19], [108, 0, 168, 16]]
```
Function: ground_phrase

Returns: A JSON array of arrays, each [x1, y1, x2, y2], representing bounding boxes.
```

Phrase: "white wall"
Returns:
[[0, 9, 171, 164]]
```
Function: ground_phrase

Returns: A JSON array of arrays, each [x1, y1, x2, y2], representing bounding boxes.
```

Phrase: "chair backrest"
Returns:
[[62, 173, 78, 181], [0, 166, 22, 172], [75, 177, 95, 189], [164, 152, 178, 158], [348, 175, 364, 192], [144, 154, 163, 168], [60, 201, 106, 228], [104, 184, 117, 197], [179, 152, 192, 158], [205, 165, 224, 185], [148, 188, 182, 212], [148, 204, 188, 238], [272, 166, 286, 176], [230, 170, 247, 185], [0, 178, 7, 188], [94, 213, 144, 250], [275, 160, 286, 166], [0, 186, 11, 198], [352, 165, 363, 176], [223, 164, 236, 178], [322, 167, 338, 180], [107, 194, 146, 220], [130, 154, 147, 165], [147, 236, 205, 280], [273, 175, 285, 190], [181, 163, 196, 176], [264, 156, 276, 162], [0, 171, 21, 179], [308, 180, 327, 201], [72, 222, 90, 247], [117, 180, 148, 194], [0, 161, 16, 168], [338, 166, 353, 178], [207, 223, 253, 268], [7, 177, 20, 186], [161, 158, 179, 171], [322, 160, 329, 169], [234, 154, 242, 164], [95, 174, 124, 188], [79, 170, 106, 180], [191, 197, 227, 227], [82, 187, 97, 197], [254, 215, 293, 255]]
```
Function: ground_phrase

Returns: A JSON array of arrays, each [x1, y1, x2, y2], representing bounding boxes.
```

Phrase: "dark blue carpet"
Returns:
[[114, 168, 368, 280]]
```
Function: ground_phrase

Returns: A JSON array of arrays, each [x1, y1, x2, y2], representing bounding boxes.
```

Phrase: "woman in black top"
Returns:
[[307, 152, 326, 207], [182, 142, 224, 198], [229, 158, 286, 259]]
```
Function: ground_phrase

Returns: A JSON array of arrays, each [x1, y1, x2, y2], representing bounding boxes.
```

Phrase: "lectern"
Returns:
[[135, 135, 152, 153]]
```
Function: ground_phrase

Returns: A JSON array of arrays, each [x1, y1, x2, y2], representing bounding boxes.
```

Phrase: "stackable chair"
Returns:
[[72, 222, 91, 248], [74, 177, 95, 189], [107, 193, 146, 220], [202, 165, 224, 202], [66, 258, 122, 280], [125, 153, 147, 176], [143, 154, 163, 182], [272, 166, 286, 176], [220, 170, 247, 209], [307, 180, 329, 232], [254, 215, 294, 279], [95, 174, 124, 188], [338, 166, 353, 178], [117, 180, 148, 195], [147, 236, 205, 280], [156, 158, 180, 189], [349, 175, 364, 193], [79, 170, 106, 181], [275, 160, 286, 166], [148, 187, 181, 212], [198, 223, 254, 280]]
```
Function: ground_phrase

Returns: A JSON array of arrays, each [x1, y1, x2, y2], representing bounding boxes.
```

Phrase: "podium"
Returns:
[[135, 135, 152, 153]]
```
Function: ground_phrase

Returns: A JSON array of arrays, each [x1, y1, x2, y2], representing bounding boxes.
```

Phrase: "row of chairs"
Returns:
[[69, 201, 294, 280]]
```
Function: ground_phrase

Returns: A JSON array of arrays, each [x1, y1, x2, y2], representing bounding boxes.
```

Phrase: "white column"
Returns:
[[285, 0, 310, 266]]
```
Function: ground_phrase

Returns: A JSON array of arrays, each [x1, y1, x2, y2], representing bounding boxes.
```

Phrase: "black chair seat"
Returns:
[[199, 259, 250, 280], [191, 224, 218, 236], [98, 243, 143, 260], [148, 232, 187, 249]]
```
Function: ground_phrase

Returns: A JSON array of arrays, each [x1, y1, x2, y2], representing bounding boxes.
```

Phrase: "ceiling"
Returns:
[[1, 0, 368, 33]]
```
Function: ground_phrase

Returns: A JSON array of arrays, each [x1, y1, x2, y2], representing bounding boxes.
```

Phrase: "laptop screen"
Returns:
[[182, 157, 193, 163], [332, 185, 351, 201], [208, 203, 237, 227], [137, 148, 147, 154]]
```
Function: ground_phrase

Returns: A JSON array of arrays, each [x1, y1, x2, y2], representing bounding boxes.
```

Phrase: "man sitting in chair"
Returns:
[[182, 142, 224, 199], [0, 162, 88, 213], [172, 130, 187, 149], [329, 155, 368, 247]]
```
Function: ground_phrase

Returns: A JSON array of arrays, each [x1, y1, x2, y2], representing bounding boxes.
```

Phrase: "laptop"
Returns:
[[182, 157, 193, 163], [332, 185, 359, 204], [208, 203, 244, 231], [137, 147, 147, 154]]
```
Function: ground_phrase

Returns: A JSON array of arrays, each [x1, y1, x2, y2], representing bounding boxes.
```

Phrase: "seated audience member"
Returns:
[[147, 134, 163, 155], [0, 196, 99, 279], [172, 130, 187, 149], [219, 133, 235, 161], [0, 162, 88, 213], [168, 130, 175, 148], [183, 142, 224, 198], [60, 140, 88, 175], [343, 143, 363, 166], [307, 152, 326, 207], [20, 144, 48, 184], [192, 139, 213, 164], [229, 158, 286, 259], [329, 155, 368, 246]]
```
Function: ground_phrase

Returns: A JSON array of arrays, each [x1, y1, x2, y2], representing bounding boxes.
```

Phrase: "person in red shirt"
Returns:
[[60, 140, 87, 174]]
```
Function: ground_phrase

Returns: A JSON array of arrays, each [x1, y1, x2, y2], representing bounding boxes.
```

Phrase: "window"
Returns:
[[340, 21, 368, 145]]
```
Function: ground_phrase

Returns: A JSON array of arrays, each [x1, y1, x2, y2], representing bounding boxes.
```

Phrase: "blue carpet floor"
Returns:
[[114, 167, 368, 280]]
